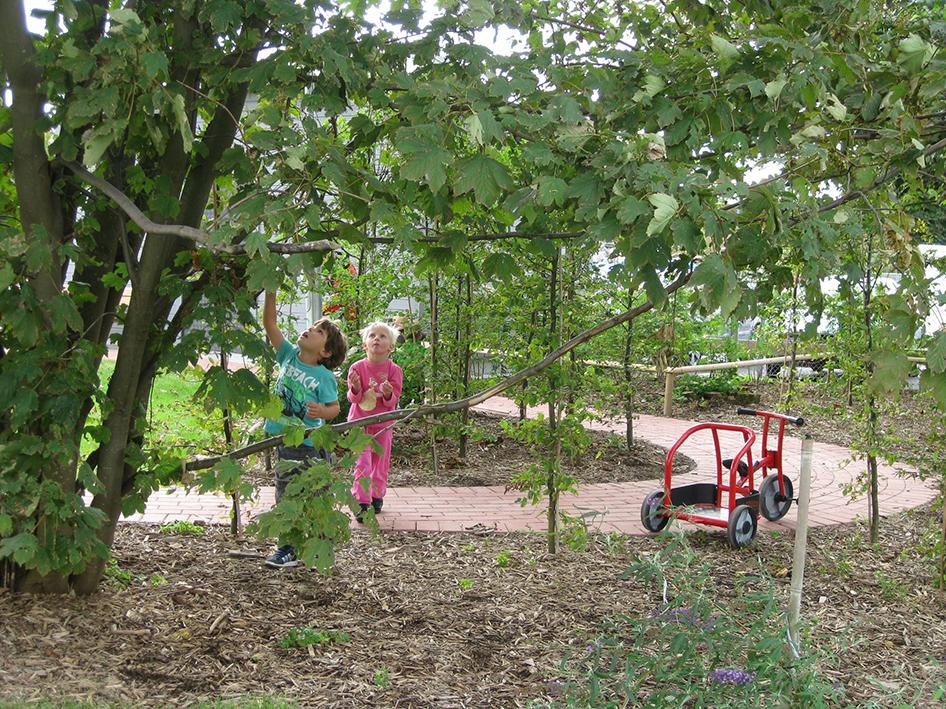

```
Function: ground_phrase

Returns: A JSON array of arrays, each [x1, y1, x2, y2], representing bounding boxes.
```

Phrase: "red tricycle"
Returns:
[[640, 407, 804, 548]]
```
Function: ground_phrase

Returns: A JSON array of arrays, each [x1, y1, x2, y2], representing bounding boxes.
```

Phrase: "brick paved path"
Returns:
[[125, 396, 937, 536]]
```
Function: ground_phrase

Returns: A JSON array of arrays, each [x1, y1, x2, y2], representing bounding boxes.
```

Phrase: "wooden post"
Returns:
[[788, 435, 814, 655], [663, 370, 675, 417]]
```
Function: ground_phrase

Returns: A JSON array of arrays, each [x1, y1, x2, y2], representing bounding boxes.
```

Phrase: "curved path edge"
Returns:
[[124, 397, 938, 535]]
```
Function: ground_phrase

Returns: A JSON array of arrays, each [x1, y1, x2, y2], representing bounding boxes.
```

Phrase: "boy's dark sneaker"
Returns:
[[265, 544, 301, 568], [355, 503, 370, 524], [372, 497, 383, 513]]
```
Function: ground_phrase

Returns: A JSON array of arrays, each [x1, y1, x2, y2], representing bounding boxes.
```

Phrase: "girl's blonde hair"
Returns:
[[360, 321, 399, 346]]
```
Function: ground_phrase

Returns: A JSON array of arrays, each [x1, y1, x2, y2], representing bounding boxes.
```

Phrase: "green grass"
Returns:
[[82, 360, 221, 458]]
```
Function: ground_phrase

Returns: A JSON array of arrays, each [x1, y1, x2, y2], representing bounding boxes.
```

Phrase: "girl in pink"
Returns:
[[347, 321, 403, 521]]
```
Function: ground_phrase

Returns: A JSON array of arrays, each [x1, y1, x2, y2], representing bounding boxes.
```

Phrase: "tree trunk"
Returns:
[[221, 352, 241, 535], [459, 273, 472, 461], [623, 288, 635, 449], [863, 234, 880, 545], [546, 249, 561, 554], [519, 309, 539, 421], [428, 270, 439, 476]]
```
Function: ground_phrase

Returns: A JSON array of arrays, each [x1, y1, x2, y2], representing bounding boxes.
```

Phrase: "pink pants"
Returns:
[[351, 427, 393, 504]]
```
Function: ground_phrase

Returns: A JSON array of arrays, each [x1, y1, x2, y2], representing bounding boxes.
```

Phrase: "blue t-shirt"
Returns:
[[264, 340, 339, 446]]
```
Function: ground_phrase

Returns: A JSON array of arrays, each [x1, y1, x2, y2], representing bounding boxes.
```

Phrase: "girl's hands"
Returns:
[[350, 369, 361, 395], [380, 380, 394, 400]]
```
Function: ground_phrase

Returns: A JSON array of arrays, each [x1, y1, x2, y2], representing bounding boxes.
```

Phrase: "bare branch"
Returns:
[[60, 161, 340, 255], [184, 269, 692, 471]]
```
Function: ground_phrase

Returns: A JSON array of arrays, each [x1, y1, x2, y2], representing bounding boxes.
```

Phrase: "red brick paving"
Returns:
[[123, 397, 938, 537]]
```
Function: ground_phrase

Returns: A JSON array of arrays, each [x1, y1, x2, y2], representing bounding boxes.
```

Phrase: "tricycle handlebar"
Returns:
[[736, 407, 805, 427]]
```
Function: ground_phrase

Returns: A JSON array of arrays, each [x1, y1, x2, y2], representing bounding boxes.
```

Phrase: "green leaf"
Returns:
[[861, 93, 882, 121], [260, 395, 285, 421], [854, 167, 876, 189], [616, 196, 648, 225], [243, 231, 270, 258], [82, 126, 114, 167], [869, 351, 910, 394], [765, 78, 787, 101], [6, 306, 40, 346], [245, 258, 283, 293], [77, 463, 106, 496], [171, 93, 193, 152], [825, 94, 847, 121], [283, 424, 305, 447], [481, 253, 519, 282], [0, 263, 13, 292], [453, 154, 512, 206], [0, 513, 12, 536], [464, 112, 484, 146], [537, 176, 568, 207], [710, 34, 740, 68], [641, 74, 664, 98], [671, 219, 702, 253], [48, 295, 83, 334], [460, 0, 494, 28], [898, 34, 933, 73], [142, 51, 169, 80], [920, 370, 946, 407], [399, 141, 452, 193], [207, 0, 243, 33], [927, 332, 946, 374], [108, 8, 141, 26], [0, 532, 38, 565], [646, 193, 677, 236], [689, 253, 738, 313]]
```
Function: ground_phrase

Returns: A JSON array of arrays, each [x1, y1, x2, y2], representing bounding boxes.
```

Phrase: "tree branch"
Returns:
[[60, 161, 340, 255], [815, 135, 946, 215], [184, 269, 692, 471], [366, 230, 586, 244]]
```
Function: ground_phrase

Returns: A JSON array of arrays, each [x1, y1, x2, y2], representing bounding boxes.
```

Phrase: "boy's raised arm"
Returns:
[[262, 291, 285, 350]]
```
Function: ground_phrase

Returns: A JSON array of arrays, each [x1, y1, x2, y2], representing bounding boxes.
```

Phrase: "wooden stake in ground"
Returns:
[[788, 434, 814, 655]]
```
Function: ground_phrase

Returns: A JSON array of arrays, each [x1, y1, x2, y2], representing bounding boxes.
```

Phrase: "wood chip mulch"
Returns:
[[2, 509, 945, 707]]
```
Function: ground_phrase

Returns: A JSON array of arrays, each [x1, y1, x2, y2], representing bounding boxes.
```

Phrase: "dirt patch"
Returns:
[[1, 512, 944, 707], [245, 411, 694, 489]]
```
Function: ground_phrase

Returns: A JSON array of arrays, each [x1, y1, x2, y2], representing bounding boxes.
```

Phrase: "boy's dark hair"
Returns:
[[316, 317, 347, 369]]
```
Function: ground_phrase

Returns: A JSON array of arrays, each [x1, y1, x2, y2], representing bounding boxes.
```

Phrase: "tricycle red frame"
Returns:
[[641, 407, 804, 548]]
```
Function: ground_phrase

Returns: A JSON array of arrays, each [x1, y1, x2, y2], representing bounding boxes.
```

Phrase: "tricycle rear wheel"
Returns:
[[727, 504, 757, 549], [640, 490, 669, 533], [759, 474, 794, 521]]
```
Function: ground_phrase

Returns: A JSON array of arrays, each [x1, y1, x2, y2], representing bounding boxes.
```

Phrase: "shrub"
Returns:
[[675, 372, 749, 401], [541, 534, 845, 708]]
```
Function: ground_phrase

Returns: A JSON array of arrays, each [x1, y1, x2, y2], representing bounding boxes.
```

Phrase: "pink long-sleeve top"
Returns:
[[347, 358, 403, 433]]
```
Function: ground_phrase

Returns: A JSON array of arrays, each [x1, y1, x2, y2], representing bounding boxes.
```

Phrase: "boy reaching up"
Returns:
[[261, 289, 347, 568]]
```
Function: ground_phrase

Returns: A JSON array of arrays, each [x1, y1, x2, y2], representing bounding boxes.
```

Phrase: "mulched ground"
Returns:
[[1, 511, 944, 708], [3, 377, 945, 707], [245, 411, 694, 489]]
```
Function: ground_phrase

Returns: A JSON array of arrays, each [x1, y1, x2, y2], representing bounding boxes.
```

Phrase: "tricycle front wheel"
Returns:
[[640, 490, 669, 533], [759, 474, 794, 521]]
